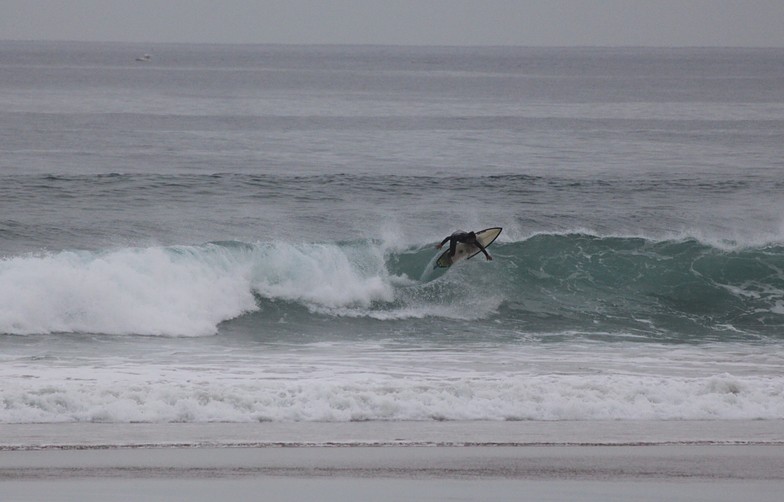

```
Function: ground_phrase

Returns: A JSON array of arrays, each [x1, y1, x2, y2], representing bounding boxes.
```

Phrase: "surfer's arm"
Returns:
[[436, 235, 451, 249], [475, 241, 492, 260]]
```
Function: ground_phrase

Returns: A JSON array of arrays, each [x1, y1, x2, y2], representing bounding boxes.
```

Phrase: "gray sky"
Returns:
[[2, 0, 784, 47]]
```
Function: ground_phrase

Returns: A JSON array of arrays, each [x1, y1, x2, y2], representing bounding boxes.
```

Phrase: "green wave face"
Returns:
[[2, 235, 782, 340], [387, 233, 784, 341]]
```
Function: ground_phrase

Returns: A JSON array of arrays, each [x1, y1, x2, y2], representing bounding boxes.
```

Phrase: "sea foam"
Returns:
[[0, 241, 404, 336], [0, 245, 257, 336], [2, 366, 782, 423]]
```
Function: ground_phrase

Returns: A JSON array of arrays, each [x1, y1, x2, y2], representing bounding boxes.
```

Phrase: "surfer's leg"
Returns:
[[449, 238, 457, 256]]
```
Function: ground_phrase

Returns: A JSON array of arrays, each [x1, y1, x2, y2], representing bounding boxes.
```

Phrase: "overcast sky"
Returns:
[[2, 0, 784, 47]]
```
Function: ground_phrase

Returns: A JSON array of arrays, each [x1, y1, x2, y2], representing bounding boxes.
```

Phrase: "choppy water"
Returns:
[[1, 42, 783, 423]]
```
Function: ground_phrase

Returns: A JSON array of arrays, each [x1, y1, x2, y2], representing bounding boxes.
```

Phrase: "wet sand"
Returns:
[[1, 421, 783, 501]]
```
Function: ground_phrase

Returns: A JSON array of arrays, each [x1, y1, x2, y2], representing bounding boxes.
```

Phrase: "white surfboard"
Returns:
[[435, 227, 502, 269]]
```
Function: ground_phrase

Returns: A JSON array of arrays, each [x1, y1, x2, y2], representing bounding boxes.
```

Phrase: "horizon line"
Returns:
[[2, 39, 783, 50]]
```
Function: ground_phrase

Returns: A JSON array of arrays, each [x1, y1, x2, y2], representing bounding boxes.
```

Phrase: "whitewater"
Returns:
[[1, 42, 783, 424]]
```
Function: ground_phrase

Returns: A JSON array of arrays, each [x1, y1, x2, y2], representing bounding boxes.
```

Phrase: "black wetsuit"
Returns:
[[439, 231, 491, 260]]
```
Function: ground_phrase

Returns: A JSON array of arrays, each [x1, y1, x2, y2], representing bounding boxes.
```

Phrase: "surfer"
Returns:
[[436, 230, 493, 261]]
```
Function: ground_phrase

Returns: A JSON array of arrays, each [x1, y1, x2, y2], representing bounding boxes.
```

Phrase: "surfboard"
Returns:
[[434, 227, 502, 269]]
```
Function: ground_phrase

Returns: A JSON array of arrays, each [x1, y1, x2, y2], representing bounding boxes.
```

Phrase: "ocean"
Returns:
[[1, 41, 783, 424]]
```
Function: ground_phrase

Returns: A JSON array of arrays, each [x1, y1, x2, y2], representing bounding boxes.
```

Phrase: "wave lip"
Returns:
[[250, 241, 395, 309]]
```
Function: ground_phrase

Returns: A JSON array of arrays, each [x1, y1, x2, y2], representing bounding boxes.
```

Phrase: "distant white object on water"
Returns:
[[135, 54, 152, 62]]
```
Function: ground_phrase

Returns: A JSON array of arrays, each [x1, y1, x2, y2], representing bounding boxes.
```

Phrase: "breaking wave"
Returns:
[[1, 233, 782, 338]]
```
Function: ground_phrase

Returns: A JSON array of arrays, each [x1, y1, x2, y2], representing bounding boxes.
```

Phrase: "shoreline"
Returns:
[[2, 420, 783, 450], [2, 421, 783, 500]]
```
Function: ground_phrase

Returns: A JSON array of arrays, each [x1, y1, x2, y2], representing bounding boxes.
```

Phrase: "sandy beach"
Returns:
[[1, 421, 783, 501]]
